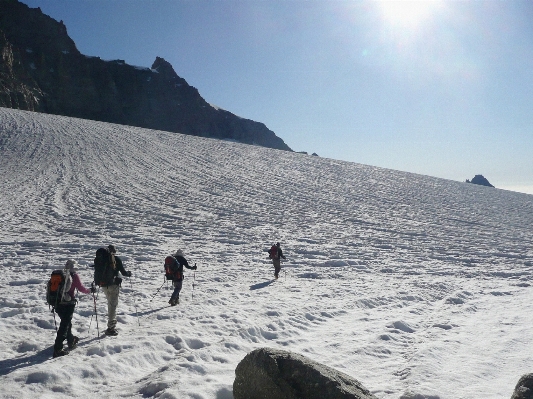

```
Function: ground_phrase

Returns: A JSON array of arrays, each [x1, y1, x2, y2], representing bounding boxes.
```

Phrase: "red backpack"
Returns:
[[269, 245, 278, 259], [164, 256, 182, 280]]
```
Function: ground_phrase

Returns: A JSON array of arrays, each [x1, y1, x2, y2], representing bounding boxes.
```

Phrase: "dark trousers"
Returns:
[[54, 303, 76, 351], [170, 279, 183, 302], [272, 258, 281, 277]]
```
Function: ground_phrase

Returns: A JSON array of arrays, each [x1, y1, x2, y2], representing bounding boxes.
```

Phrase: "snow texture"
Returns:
[[0, 107, 532, 399]]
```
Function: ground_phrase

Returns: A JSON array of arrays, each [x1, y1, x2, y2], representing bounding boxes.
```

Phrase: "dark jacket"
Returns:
[[270, 246, 286, 260], [171, 255, 194, 281], [114, 256, 129, 277], [106, 256, 130, 286]]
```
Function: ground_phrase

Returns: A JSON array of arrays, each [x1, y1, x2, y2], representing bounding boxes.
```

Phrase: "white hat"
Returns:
[[65, 259, 77, 270], [174, 249, 184, 257]]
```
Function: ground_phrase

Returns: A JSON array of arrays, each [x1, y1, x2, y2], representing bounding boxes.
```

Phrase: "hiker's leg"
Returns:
[[170, 280, 183, 302], [103, 285, 120, 330], [273, 259, 281, 278], [54, 304, 75, 350]]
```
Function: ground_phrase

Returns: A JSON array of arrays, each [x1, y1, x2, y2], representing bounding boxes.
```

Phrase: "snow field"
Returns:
[[0, 108, 532, 398]]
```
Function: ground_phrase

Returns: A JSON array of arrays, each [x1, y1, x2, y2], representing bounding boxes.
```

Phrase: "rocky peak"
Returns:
[[466, 174, 495, 188], [0, 0, 79, 56], [0, 0, 292, 152], [151, 57, 177, 77]]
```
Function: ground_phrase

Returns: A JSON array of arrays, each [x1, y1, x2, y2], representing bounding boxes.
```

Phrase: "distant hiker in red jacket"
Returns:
[[269, 242, 286, 279]]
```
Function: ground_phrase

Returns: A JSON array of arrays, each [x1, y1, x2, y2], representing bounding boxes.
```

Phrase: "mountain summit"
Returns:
[[0, 0, 291, 151], [466, 174, 495, 188]]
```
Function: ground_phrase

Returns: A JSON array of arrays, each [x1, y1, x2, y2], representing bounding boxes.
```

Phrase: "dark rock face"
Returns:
[[466, 174, 495, 188], [233, 347, 377, 399], [511, 374, 533, 399], [0, 0, 291, 151]]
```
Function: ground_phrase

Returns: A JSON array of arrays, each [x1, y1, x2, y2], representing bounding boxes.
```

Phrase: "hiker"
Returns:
[[97, 245, 131, 336], [52, 259, 93, 358], [167, 249, 197, 306], [269, 242, 286, 279]]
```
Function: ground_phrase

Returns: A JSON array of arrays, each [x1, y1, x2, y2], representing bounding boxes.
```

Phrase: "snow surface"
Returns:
[[0, 108, 532, 399]]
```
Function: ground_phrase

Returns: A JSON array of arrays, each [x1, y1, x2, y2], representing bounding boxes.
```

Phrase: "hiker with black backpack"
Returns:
[[93, 245, 131, 336], [165, 249, 197, 306], [49, 259, 93, 358], [269, 242, 286, 279]]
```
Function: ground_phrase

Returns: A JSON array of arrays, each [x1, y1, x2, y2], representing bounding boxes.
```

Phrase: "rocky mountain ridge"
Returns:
[[0, 0, 291, 151]]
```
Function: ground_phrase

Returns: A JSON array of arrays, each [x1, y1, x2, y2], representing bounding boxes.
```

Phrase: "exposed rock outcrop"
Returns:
[[466, 174, 495, 188], [233, 347, 377, 399], [0, 0, 291, 151]]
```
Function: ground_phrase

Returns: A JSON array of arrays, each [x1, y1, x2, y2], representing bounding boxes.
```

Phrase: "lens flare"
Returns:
[[377, 0, 443, 29]]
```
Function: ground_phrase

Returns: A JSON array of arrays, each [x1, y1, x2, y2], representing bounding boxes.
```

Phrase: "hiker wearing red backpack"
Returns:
[[269, 242, 286, 279], [52, 259, 93, 358], [166, 249, 197, 306]]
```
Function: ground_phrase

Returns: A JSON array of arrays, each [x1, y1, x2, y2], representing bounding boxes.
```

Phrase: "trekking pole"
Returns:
[[88, 284, 95, 329], [51, 308, 58, 332], [129, 277, 140, 326], [150, 277, 166, 302], [90, 285, 100, 338], [192, 264, 196, 301]]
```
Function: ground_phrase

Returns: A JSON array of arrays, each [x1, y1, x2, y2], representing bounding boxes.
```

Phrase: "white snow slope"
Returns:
[[1, 107, 532, 399]]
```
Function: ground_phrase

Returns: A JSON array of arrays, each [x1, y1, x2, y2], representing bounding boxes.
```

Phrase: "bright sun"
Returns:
[[377, 0, 442, 29]]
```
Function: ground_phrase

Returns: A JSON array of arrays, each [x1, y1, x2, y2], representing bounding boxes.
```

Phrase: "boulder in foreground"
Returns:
[[511, 374, 533, 399], [233, 347, 377, 399]]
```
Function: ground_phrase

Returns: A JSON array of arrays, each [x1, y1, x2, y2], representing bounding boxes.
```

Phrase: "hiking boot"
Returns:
[[53, 348, 69, 358], [104, 328, 118, 336], [68, 336, 79, 350], [169, 296, 179, 306]]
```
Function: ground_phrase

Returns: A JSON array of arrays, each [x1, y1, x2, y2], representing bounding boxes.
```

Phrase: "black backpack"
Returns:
[[46, 270, 73, 307], [94, 247, 116, 287]]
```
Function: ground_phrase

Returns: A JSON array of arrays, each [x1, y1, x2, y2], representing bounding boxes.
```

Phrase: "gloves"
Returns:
[[125, 270, 132, 277], [192, 266, 197, 270], [90, 283, 97, 294]]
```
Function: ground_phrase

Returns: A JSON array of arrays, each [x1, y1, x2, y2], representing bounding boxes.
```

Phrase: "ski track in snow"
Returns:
[[0, 108, 532, 399]]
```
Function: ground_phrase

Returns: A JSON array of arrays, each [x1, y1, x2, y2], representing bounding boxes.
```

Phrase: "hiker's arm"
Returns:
[[182, 258, 193, 269], [116, 257, 131, 277], [72, 273, 91, 294]]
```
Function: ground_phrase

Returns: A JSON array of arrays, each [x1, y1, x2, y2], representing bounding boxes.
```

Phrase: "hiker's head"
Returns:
[[108, 245, 116, 254], [65, 259, 77, 270], [174, 249, 184, 257], [276, 242, 280, 247]]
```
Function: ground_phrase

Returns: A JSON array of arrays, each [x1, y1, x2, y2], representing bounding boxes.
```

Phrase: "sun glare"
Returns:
[[377, 0, 442, 29]]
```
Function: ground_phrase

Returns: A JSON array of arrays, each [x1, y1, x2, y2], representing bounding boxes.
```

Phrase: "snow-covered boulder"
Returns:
[[233, 347, 377, 399]]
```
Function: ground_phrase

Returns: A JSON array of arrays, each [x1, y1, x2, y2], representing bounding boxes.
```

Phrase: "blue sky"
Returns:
[[20, 0, 533, 194]]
